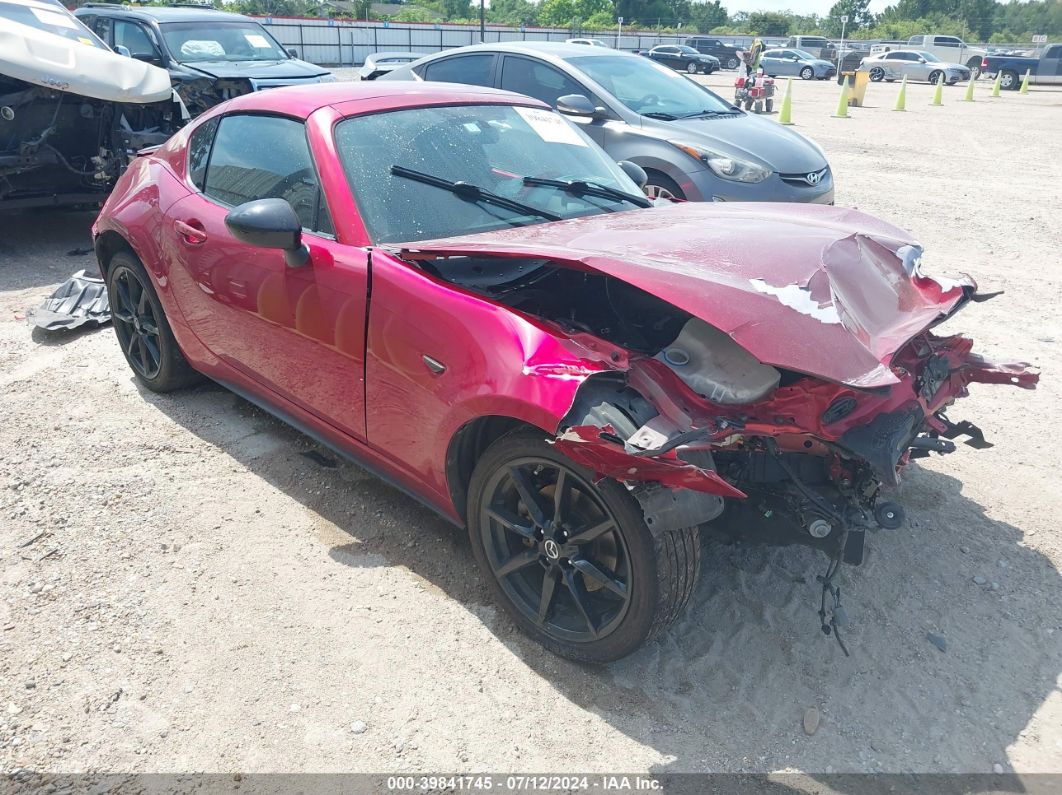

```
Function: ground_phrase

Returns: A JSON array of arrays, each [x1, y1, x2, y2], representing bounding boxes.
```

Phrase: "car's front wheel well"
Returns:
[[446, 415, 543, 523], [94, 231, 136, 278]]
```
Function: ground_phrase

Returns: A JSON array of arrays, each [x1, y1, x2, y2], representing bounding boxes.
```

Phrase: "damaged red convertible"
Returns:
[[92, 83, 1038, 662]]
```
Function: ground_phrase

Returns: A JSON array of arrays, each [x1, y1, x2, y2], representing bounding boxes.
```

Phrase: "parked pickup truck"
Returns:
[[906, 35, 986, 76], [981, 44, 1062, 89], [684, 36, 742, 70]]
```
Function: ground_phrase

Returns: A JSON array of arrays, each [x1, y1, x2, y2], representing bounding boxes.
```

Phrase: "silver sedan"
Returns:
[[861, 50, 972, 84], [759, 49, 837, 80]]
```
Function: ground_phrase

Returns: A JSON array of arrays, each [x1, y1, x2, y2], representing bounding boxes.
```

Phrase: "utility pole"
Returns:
[[616, 16, 623, 49], [839, 13, 848, 69], [480, 0, 485, 43]]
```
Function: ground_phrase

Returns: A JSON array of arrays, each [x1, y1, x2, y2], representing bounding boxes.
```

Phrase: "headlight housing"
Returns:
[[668, 140, 772, 184]]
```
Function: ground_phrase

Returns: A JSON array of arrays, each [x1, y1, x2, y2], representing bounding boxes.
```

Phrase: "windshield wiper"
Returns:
[[682, 108, 741, 118], [522, 176, 651, 209], [642, 111, 679, 120], [390, 165, 562, 222]]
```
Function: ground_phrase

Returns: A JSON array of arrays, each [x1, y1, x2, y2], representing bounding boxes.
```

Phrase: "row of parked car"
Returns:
[[1, 0, 834, 212]]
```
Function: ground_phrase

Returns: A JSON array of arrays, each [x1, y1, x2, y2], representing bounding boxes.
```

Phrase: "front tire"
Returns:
[[928, 70, 944, 85], [642, 170, 685, 201], [686, 62, 699, 74], [869, 67, 885, 82], [467, 431, 701, 663], [799, 66, 814, 80], [105, 251, 201, 393]]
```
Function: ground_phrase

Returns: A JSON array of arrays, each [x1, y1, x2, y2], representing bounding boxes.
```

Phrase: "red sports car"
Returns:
[[92, 82, 1037, 662]]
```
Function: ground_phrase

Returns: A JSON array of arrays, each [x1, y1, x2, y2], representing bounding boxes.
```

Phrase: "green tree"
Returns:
[[689, 0, 727, 32], [825, 0, 875, 35], [747, 10, 791, 35], [488, 0, 540, 25]]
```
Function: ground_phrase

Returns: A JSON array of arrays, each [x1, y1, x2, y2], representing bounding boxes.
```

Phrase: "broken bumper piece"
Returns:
[[28, 270, 110, 332]]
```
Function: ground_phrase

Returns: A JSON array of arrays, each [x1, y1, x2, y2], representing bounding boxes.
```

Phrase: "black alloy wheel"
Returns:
[[478, 457, 633, 644], [110, 263, 163, 380]]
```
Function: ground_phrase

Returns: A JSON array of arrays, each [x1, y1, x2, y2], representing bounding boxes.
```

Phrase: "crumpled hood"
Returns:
[[397, 203, 976, 389], [0, 21, 172, 103], [180, 58, 329, 81]]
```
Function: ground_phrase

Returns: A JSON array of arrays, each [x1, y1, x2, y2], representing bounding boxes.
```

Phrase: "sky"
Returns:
[[718, 0, 893, 16]]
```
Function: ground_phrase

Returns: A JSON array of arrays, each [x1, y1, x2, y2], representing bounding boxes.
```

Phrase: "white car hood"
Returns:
[[0, 18, 172, 103]]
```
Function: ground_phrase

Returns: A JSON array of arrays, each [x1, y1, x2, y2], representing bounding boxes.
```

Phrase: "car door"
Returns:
[[759, 50, 785, 75], [496, 55, 609, 149], [1040, 44, 1062, 83], [165, 113, 370, 440], [113, 18, 164, 67], [653, 47, 678, 69]]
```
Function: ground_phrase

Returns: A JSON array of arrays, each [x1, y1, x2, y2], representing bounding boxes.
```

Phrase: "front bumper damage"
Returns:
[[551, 332, 1037, 653]]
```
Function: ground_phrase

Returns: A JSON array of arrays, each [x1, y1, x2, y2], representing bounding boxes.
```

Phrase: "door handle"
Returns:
[[174, 219, 207, 246]]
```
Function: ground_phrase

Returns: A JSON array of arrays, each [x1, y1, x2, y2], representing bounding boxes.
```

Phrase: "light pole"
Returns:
[[480, 0, 485, 43], [839, 13, 848, 69]]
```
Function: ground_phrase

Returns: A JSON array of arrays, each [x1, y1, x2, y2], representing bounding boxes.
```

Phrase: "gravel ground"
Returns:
[[1, 72, 1060, 778]]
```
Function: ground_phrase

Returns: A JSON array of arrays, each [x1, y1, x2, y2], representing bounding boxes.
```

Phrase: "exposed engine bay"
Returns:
[[0, 0, 185, 210], [414, 250, 1040, 653], [0, 77, 184, 210]]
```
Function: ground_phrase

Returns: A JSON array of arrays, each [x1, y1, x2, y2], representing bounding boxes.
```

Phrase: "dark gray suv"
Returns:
[[382, 42, 833, 204], [74, 4, 334, 116]]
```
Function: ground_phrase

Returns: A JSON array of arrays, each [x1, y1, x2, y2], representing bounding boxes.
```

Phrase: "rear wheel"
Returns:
[[800, 66, 814, 80], [467, 431, 701, 663], [1000, 70, 1019, 90], [966, 58, 982, 79], [642, 171, 685, 201], [105, 251, 201, 392], [725, 56, 739, 70]]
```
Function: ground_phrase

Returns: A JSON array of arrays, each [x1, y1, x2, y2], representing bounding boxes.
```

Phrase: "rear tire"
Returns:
[[726, 56, 739, 70], [105, 251, 201, 393], [467, 431, 701, 663], [1000, 70, 1019, 90]]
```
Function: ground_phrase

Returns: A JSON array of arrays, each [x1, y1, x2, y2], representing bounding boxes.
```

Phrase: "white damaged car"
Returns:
[[0, 0, 186, 210]]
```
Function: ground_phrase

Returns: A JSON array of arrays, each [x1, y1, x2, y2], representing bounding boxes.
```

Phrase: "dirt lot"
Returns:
[[1, 72, 1060, 778]]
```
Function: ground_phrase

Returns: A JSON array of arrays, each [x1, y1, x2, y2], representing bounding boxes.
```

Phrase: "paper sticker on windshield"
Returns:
[[31, 7, 79, 29], [514, 107, 587, 147], [244, 34, 272, 49]]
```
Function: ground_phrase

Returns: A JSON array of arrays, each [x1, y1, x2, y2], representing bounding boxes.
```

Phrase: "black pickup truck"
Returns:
[[684, 36, 742, 70], [981, 44, 1062, 89]]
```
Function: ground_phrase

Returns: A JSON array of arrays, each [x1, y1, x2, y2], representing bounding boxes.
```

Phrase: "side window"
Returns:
[[1044, 45, 1060, 58], [187, 116, 219, 191], [203, 114, 333, 235], [935, 37, 960, 47], [89, 16, 112, 45], [499, 56, 591, 108], [420, 54, 494, 86], [114, 20, 159, 61]]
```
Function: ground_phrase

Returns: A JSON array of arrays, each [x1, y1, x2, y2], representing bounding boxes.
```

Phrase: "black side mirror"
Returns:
[[618, 160, 647, 189], [556, 94, 606, 120], [287, 48, 298, 58], [225, 199, 309, 268]]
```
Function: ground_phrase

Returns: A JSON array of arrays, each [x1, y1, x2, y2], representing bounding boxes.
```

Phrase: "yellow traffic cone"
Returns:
[[962, 75, 975, 101], [1019, 69, 1031, 93], [778, 77, 794, 125], [990, 72, 1002, 96], [931, 71, 944, 105], [893, 75, 907, 111], [833, 76, 851, 118]]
